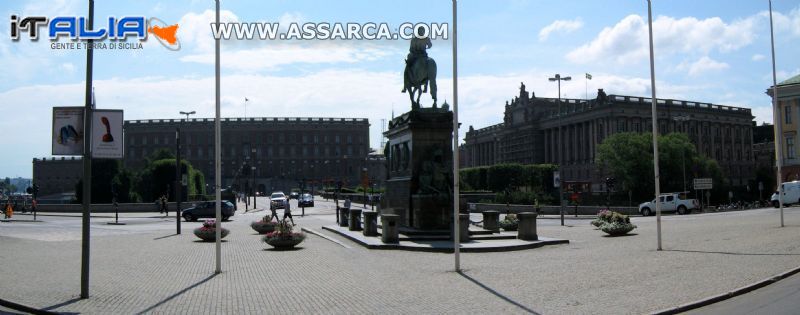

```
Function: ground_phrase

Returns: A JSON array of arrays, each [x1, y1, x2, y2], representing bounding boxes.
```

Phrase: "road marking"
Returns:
[[301, 227, 351, 249]]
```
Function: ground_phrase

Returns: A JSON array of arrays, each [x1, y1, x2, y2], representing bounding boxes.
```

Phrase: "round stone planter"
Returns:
[[193, 227, 230, 241], [600, 223, 636, 236], [263, 234, 306, 249], [499, 220, 518, 231], [250, 221, 277, 234]]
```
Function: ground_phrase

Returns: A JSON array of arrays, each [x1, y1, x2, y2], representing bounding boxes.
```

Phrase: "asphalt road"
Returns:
[[685, 272, 800, 315]]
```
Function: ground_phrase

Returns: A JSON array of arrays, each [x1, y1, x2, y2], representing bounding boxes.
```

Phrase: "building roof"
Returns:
[[779, 73, 800, 86]]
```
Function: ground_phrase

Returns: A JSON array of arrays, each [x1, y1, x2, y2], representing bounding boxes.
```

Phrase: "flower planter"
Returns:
[[600, 222, 636, 236], [250, 221, 277, 234], [193, 227, 230, 241], [263, 233, 306, 249], [499, 220, 518, 231]]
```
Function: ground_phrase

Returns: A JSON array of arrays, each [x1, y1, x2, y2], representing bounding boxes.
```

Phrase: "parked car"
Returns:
[[182, 201, 235, 222], [270, 192, 287, 210], [771, 181, 800, 207], [639, 192, 699, 216], [298, 193, 314, 207], [289, 191, 300, 200]]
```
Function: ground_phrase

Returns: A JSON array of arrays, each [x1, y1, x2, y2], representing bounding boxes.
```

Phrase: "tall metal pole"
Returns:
[[558, 79, 564, 226], [452, 0, 461, 272], [769, 0, 784, 227], [214, 0, 222, 273], [647, 0, 663, 251], [175, 128, 182, 234], [80, 0, 94, 299]]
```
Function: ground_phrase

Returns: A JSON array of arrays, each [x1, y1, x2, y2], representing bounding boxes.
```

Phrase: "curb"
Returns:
[[0, 298, 57, 315], [301, 227, 352, 249], [651, 265, 800, 314]]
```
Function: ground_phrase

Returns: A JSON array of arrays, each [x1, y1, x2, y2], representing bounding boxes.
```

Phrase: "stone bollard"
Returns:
[[381, 214, 399, 243], [517, 212, 538, 241], [348, 209, 362, 231], [363, 211, 378, 236], [482, 210, 500, 233], [338, 207, 349, 227], [452, 214, 470, 242]]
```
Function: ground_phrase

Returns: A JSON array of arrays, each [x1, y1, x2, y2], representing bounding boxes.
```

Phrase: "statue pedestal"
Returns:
[[381, 109, 453, 230]]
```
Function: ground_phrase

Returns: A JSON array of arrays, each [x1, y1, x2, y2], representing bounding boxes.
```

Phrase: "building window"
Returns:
[[787, 136, 795, 159], [347, 135, 353, 144], [617, 121, 626, 132], [197, 147, 203, 158], [142, 136, 148, 145], [335, 135, 341, 144], [786, 105, 792, 124]]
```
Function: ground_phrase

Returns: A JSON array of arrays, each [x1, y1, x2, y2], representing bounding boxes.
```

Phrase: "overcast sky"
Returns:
[[1, 0, 799, 178]]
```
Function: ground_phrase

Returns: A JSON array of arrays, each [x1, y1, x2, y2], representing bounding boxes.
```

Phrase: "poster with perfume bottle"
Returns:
[[91, 110, 124, 159]]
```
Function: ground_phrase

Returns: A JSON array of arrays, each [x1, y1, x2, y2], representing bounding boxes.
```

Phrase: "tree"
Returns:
[[75, 159, 123, 203], [596, 132, 726, 203], [135, 158, 204, 202]]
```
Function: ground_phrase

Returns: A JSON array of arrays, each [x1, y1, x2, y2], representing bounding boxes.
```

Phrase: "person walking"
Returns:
[[4, 200, 13, 219], [282, 197, 294, 225]]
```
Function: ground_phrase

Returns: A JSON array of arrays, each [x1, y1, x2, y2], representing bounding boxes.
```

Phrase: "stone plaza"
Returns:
[[1, 199, 799, 314]]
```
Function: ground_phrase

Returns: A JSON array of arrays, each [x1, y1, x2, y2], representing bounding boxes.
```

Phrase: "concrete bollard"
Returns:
[[348, 209, 362, 231], [517, 212, 538, 241], [363, 211, 378, 236], [339, 207, 349, 227], [381, 214, 399, 243], [482, 210, 500, 233], [452, 214, 470, 242]]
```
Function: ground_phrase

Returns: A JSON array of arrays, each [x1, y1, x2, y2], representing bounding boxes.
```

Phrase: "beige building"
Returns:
[[768, 74, 800, 181]]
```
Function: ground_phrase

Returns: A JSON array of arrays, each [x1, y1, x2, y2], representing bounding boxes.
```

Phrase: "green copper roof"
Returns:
[[779, 73, 800, 86]]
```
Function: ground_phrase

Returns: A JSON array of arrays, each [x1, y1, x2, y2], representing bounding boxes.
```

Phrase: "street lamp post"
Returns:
[[179, 110, 196, 121], [673, 115, 690, 192], [251, 148, 256, 209], [548, 73, 571, 227]]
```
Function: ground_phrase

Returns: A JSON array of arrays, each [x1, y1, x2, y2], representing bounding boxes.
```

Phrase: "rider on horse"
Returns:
[[402, 26, 432, 93]]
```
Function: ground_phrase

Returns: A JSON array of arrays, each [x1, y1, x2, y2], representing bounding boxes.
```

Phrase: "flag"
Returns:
[[245, 97, 249, 102], [586, 73, 592, 80], [91, 87, 96, 109]]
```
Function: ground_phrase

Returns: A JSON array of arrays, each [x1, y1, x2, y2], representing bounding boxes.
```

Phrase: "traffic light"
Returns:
[[33, 184, 39, 197]]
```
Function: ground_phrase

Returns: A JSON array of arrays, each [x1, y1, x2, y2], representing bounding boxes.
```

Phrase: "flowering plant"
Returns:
[[193, 219, 229, 241], [499, 214, 519, 231], [265, 221, 305, 240], [251, 217, 278, 234], [591, 209, 636, 235]]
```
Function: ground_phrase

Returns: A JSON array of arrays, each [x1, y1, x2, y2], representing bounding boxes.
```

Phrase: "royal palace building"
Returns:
[[463, 83, 756, 191], [34, 117, 370, 197]]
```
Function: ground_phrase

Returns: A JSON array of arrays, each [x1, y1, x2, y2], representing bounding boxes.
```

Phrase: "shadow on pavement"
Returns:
[[665, 249, 800, 256], [42, 297, 82, 312], [457, 271, 541, 315], [153, 234, 179, 240], [135, 274, 218, 315]]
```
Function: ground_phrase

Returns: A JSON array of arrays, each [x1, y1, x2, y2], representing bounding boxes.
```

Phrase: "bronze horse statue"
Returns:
[[403, 56, 437, 110]]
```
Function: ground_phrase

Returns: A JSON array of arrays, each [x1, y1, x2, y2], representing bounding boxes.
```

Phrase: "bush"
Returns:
[[591, 209, 636, 236], [499, 214, 519, 231]]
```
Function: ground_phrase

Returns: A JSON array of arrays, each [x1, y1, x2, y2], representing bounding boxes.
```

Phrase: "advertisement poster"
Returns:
[[91, 110, 124, 159], [52, 107, 85, 156]]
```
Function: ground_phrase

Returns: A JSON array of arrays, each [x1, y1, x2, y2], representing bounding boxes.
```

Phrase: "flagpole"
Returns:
[[647, 0, 662, 251], [769, 0, 784, 227], [214, 0, 223, 273], [452, 0, 461, 272], [585, 74, 588, 100]]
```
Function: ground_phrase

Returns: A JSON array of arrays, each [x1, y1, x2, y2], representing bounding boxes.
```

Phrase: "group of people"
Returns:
[[3, 198, 36, 219], [267, 198, 294, 225]]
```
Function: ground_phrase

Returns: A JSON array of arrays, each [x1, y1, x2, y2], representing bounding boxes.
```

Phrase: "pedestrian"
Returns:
[[160, 195, 168, 215], [268, 199, 279, 222], [282, 197, 294, 225], [5, 201, 13, 219]]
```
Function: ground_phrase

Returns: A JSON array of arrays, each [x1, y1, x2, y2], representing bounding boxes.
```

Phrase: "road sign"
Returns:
[[693, 178, 712, 190], [553, 171, 561, 188], [52, 107, 85, 156], [91, 110, 124, 159]]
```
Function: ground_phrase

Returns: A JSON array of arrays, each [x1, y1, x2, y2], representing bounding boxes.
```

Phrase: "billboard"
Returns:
[[91, 110, 124, 159], [52, 107, 85, 156]]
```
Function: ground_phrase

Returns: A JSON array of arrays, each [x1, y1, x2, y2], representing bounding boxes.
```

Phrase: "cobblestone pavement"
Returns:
[[1, 200, 799, 314]]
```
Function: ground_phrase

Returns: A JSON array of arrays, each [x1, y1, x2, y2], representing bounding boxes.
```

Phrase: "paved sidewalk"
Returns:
[[0, 202, 799, 314]]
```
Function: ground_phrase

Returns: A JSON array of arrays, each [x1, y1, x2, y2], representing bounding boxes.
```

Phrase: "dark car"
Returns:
[[182, 201, 235, 222], [289, 191, 300, 200], [298, 193, 314, 207]]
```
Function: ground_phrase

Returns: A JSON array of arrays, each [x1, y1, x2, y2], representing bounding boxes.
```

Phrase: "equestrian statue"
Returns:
[[402, 25, 437, 110]]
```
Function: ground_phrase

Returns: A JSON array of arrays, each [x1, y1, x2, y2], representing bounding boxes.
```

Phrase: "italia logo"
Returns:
[[10, 15, 180, 51]]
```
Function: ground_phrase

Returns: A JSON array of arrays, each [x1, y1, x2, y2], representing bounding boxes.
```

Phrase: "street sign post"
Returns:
[[693, 178, 713, 190]]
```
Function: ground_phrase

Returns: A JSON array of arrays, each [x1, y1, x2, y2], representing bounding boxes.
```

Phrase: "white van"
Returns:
[[771, 181, 800, 207]]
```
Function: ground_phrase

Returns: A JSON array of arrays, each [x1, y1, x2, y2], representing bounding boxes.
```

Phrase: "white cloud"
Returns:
[[676, 56, 730, 76], [767, 6, 800, 37], [539, 18, 584, 41], [752, 54, 765, 61], [178, 9, 240, 53], [59, 62, 75, 73], [180, 43, 397, 72], [567, 14, 757, 65]]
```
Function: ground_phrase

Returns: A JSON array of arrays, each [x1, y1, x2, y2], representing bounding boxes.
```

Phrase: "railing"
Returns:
[[125, 117, 369, 124]]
